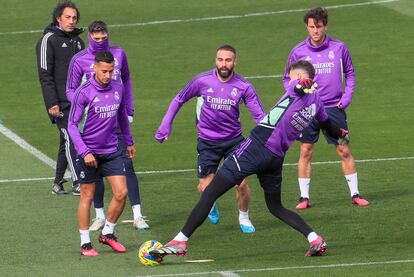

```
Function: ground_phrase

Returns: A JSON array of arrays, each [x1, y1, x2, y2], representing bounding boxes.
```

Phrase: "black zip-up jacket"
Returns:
[[36, 24, 84, 122]]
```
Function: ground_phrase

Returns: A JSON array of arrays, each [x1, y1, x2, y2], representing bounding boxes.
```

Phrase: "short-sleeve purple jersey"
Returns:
[[250, 80, 328, 157], [156, 69, 265, 141], [66, 34, 134, 116], [68, 77, 133, 158], [283, 36, 355, 109]]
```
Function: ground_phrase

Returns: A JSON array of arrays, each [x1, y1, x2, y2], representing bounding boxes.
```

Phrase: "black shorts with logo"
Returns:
[[218, 137, 285, 194], [76, 149, 126, 184], [299, 107, 348, 144], [197, 135, 244, 178]]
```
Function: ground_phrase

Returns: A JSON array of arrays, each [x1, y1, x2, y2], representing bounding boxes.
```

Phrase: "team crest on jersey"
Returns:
[[305, 56, 312, 61], [231, 88, 238, 97], [80, 171, 85, 179], [114, 58, 119, 66], [328, 51, 335, 59], [77, 41, 82, 50], [114, 91, 120, 100]]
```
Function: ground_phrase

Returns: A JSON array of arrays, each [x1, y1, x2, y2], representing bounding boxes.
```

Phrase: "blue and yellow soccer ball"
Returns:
[[137, 240, 163, 266]]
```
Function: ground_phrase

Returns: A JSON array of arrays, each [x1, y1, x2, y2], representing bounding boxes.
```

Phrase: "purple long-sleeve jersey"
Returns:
[[66, 34, 134, 116], [283, 36, 355, 109], [156, 69, 265, 141], [68, 76, 133, 158], [250, 80, 328, 157]]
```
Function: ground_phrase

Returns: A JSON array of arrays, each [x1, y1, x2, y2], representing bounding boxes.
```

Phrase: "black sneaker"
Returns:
[[72, 183, 80, 196], [51, 179, 68, 195]]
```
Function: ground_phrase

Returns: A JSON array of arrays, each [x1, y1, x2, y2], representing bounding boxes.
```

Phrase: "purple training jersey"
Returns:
[[66, 34, 134, 116], [68, 76, 133, 158], [250, 80, 329, 157], [156, 69, 265, 141], [283, 36, 355, 109]]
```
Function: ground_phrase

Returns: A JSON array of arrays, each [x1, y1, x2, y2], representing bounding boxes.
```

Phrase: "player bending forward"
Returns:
[[68, 51, 135, 256], [151, 60, 349, 259]]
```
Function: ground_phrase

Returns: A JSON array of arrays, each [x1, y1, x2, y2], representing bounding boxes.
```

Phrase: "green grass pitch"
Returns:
[[0, 0, 413, 276]]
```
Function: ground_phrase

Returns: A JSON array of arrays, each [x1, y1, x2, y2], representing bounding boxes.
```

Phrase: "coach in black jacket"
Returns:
[[36, 1, 84, 195]]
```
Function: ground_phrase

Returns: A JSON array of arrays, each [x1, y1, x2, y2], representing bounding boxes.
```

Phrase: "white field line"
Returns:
[[245, 74, 282, 79], [0, 0, 399, 36], [0, 124, 56, 169], [133, 259, 414, 277], [0, 156, 413, 184]]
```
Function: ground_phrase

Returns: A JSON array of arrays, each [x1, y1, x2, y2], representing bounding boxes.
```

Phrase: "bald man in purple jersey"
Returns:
[[283, 7, 369, 209], [68, 51, 135, 256], [155, 45, 265, 233], [150, 61, 350, 259]]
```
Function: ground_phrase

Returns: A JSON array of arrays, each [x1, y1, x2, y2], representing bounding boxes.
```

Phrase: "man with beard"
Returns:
[[155, 45, 265, 233]]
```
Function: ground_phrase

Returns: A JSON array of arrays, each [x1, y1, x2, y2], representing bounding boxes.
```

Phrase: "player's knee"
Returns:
[[336, 145, 352, 160], [300, 144, 313, 160], [236, 181, 250, 197], [113, 187, 128, 201]]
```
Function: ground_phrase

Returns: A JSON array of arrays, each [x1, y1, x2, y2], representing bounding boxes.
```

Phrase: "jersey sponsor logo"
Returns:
[[94, 103, 120, 118], [312, 61, 335, 74], [207, 87, 214, 93], [231, 88, 238, 97], [291, 104, 316, 131], [206, 96, 236, 111], [328, 50, 335, 59], [61, 42, 67, 47]]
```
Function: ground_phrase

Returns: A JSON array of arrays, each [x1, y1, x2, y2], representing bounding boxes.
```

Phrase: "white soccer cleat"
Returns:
[[133, 217, 150, 231], [89, 218, 105, 231]]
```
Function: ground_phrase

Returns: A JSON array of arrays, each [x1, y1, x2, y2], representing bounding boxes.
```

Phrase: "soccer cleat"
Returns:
[[352, 194, 369, 207], [305, 235, 328, 256], [149, 240, 187, 259], [133, 217, 150, 231], [81, 242, 99, 257], [51, 179, 68, 195], [239, 218, 255, 233], [89, 218, 106, 231], [208, 203, 220, 224], [72, 183, 80, 196], [296, 197, 310, 210], [98, 233, 127, 253]]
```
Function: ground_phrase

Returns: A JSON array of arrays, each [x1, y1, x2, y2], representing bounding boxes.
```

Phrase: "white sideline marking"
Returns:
[[133, 259, 414, 277], [0, 156, 413, 184], [219, 272, 241, 277], [245, 74, 282, 79], [0, 0, 399, 36], [0, 124, 56, 169]]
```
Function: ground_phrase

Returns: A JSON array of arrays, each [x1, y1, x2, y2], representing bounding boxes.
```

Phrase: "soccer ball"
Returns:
[[137, 240, 163, 266]]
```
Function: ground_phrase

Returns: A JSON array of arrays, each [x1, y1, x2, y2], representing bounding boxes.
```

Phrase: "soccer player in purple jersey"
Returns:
[[283, 7, 369, 209], [68, 51, 135, 256], [155, 45, 265, 233], [150, 60, 349, 259], [67, 21, 149, 231]]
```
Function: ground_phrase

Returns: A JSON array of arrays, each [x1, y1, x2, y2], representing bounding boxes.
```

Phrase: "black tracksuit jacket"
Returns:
[[36, 24, 85, 122]]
